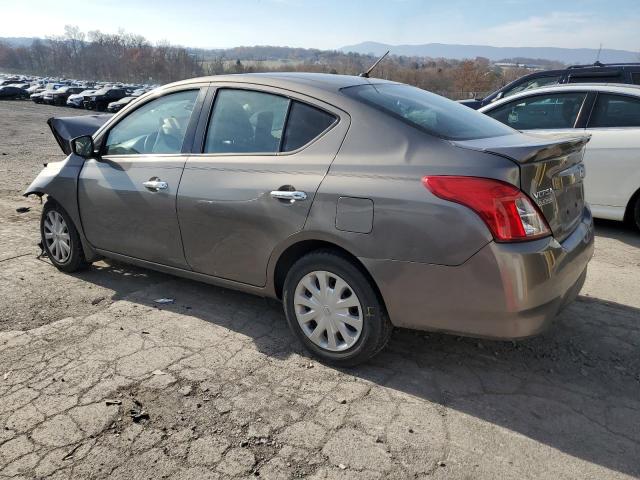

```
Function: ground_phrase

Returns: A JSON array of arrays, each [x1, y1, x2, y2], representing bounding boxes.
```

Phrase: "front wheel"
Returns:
[[40, 201, 88, 272], [282, 250, 392, 367], [634, 196, 640, 231]]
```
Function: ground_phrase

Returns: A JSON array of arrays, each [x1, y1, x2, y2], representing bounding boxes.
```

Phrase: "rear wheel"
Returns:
[[40, 201, 88, 272], [283, 250, 392, 367]]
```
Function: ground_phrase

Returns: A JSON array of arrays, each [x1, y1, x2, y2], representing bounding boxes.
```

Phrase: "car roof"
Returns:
[[480, 83, 640, 111], [163, 72, 394, 98]]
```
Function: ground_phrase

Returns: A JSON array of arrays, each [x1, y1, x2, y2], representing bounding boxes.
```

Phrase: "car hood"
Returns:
[[47, 114, 113, 154]]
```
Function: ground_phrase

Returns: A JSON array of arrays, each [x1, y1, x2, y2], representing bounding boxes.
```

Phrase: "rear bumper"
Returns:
[[362, 207, 594, 339]]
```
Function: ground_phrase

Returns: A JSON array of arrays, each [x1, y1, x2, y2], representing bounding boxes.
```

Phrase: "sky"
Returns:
[[1, 0, 639, 51]]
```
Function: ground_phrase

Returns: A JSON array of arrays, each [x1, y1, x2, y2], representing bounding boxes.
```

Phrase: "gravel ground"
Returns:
[[0, 100, 639, 479]]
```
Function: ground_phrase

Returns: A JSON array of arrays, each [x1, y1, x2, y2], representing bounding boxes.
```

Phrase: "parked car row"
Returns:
[[0, 73, 155, 111], [459, 62, 640, 109]]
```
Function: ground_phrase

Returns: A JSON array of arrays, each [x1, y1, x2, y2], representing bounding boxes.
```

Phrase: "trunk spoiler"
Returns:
[[451, 133, 591, 164], [47, 114, 112, 155]]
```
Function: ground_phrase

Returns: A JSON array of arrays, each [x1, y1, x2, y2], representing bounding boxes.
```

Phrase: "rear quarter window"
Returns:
[[282, 101, 336, 151], [342, 83, 514, 140]]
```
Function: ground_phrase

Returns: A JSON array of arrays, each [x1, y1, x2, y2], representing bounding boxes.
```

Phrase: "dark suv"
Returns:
[[83, 88, 127, 111], [460, 62, 640, 109]]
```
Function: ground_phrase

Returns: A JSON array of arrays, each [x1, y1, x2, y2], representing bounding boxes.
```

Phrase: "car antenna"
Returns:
[[359, 50, 390, 78]]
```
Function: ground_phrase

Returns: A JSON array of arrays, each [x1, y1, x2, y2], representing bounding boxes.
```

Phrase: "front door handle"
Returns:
[[270, 190, 307, 203], [143, 179, 168, 191]]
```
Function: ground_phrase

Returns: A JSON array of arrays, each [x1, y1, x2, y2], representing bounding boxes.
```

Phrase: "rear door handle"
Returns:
[[143, 179, 168, 191], [270, 190, 307, 202]]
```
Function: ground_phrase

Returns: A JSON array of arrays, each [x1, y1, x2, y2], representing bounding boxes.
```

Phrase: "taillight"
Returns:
[[422, 176, 550, 242]]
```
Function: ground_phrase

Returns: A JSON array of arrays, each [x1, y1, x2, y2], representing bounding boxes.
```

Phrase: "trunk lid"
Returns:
[[47, 114, 112, 155], [452, 132, 590, 242]]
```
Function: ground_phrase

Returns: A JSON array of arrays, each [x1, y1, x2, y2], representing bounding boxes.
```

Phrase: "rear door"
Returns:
[[177, 85, 349, 286], [78, 86, 206, 268], [582, 92, 640, 209]]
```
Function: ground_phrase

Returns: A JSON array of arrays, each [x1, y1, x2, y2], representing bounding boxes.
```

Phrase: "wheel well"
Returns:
[[624, 187, 640, 223], [273, 240, 387, 309]]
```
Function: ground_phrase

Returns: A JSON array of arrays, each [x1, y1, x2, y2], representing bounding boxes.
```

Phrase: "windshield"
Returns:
[[343, 83, 514, 140], [501, 75, 562, 99]]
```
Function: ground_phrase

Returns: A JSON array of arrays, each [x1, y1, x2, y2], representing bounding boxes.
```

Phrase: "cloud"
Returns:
[[468, 11, 640, 51]]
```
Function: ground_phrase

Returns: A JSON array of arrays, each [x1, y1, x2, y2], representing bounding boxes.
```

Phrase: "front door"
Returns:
[[78, 88, 204, 268], [178, 86, 349, 286]]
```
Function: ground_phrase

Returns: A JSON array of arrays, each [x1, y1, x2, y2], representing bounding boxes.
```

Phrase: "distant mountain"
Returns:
[[0, 37, 38, 48], [341, 41, 640, 64]]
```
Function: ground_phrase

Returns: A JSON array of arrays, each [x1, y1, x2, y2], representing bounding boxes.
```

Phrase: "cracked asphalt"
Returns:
[[0, 100, 639, 479]]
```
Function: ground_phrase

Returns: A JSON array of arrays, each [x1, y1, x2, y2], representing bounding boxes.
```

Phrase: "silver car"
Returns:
[[25, 73, 594, 366]]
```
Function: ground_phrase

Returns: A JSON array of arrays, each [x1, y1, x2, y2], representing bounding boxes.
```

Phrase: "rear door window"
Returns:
[[485, 92, 587, 130], [205, 89, 289, 153], [204, 89, 337, 154], [588, 93, 640, 128]]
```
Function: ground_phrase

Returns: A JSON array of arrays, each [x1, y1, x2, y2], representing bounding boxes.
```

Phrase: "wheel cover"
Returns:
[[293, 270, 363, 352], [43, 211, 71, 263]]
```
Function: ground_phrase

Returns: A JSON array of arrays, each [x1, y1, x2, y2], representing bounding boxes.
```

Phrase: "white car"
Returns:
[[66, 89, 96, 108], [480, 84, 640, 230]]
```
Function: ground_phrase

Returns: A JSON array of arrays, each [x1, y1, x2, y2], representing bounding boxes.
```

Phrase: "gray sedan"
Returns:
[[25, 73, 594, 366]]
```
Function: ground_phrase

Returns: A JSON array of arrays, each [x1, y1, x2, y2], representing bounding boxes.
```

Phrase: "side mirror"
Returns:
[[70, 135, 95, 159]]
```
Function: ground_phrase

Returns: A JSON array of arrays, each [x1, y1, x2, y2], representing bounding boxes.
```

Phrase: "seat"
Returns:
[[207, 100, 254, 152], [254, 111, 278, 152], [561, 100, 578, 127]]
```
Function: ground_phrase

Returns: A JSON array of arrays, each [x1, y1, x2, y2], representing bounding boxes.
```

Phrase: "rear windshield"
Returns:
[[342, 83, 514, 140]]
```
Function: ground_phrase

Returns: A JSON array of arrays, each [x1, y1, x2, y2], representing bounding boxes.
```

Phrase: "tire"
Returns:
[[633, 196, 640, 231], [40, 201, 88, 272], [282, 250, 392, 367]]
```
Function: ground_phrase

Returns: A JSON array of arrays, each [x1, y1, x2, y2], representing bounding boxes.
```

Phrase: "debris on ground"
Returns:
[[105, 399, 122, 406], [179, 385, 193, 396], [154, 298, 175, 304], [15, 206, 30, 213], [152, 370, 167, 376], [130, 400, 149, 423], [62, 443, 83, 461]]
